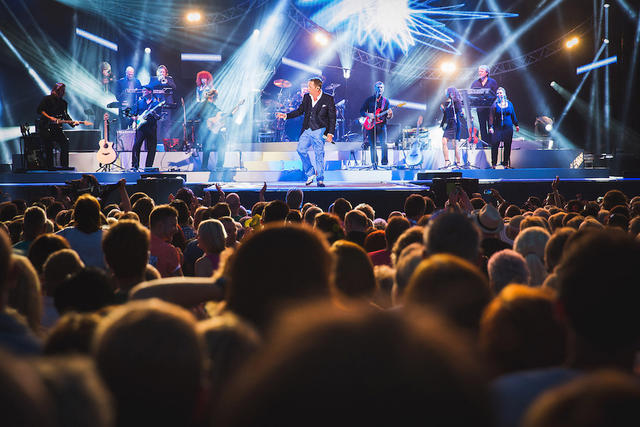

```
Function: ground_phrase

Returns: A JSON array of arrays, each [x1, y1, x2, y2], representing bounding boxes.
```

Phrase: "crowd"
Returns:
[[1, 174, 640, 427]]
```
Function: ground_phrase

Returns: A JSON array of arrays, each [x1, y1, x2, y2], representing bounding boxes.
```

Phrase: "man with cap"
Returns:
[[131, 85, 161, 171], [472, 203, 511, 258]]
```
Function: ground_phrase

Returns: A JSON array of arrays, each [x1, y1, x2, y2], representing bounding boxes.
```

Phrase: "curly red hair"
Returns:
[[196, 71, 213, 87]]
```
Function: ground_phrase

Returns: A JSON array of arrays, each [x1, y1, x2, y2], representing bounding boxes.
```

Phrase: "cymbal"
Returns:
[[273, 79, 292, 88], [325, 83, 341, 90]]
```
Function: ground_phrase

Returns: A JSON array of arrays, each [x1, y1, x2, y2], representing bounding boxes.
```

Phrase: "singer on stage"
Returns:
[[439, 87, 464, 168], [470, 65, 498, 145], [276, 77, 335, 187], [489, 87, 519, 169], [360, 81, 393, 168]]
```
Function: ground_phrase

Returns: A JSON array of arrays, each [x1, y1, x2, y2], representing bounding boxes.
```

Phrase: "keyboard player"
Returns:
[[470, 65, 498, 145]]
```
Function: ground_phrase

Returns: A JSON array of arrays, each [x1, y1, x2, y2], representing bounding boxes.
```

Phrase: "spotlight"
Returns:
[[186, 11, 202, 23], [343, 68, 351, 79], [253, 29, 260, 36], [603, 3, 610, 8], [565, 36, 579, 49], [603, 38, 609, 44], [535, 116, 554, 136], [550, 81, 556, 87], [313, 31, 330, 46], [144, 47, 151, 54], [440, 61, 456, 74]]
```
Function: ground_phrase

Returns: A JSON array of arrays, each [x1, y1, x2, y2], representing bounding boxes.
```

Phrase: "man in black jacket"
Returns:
[[277, 77, 336, 187]]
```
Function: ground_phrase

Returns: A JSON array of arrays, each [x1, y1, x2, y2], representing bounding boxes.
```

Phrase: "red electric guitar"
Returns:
[[363, 102, 406, 130], [96, 113, 117, 165]]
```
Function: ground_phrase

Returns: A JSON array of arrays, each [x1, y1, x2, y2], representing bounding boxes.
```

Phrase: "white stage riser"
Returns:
[[67, 148, 582, 172]]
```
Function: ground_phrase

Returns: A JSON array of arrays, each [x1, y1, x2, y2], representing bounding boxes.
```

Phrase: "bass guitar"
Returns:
[[207, 99, 245, 134], [97, 113, 117, 165], [363, 102, 406, 130], [133, 100, 165, 129]]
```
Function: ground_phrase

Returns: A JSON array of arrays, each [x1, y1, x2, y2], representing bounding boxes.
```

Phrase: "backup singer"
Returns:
[[130, 86, 160, 171], [277, 77, 336, 187], [37, 83, 79, 169], [470, 65, 498, 145], [489, 87, 519, 169], [439, 87, 464, 168], [360, 81, 393, 168], [115, 66, 141, 129], [150, 65, 177, 143], [100, 62, 115, 93]]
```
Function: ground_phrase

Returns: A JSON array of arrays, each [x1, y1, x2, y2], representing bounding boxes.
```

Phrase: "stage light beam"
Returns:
[[74, 28, 118, 51]]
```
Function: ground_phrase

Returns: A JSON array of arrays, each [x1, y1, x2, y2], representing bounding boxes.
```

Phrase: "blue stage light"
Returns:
[[281, 57, 322, 75], [576, 55, 617, 74], [180, 53, 222, 62], [75, 28, 118, 51]]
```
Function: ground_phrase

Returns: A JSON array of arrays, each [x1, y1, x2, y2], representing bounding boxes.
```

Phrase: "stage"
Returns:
[[3, 141, 639, 218]]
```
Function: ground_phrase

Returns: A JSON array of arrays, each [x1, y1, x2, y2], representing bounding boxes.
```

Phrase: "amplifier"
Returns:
[[63, 129, 101, 152]]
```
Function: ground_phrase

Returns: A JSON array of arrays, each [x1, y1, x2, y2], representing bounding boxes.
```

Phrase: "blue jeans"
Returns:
[[297, 127, 325, 181]]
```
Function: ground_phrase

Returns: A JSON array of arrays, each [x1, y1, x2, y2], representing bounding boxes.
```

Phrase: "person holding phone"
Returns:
[[489, 87, 519, 169]]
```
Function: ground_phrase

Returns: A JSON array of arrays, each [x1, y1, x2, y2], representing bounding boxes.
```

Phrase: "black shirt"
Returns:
[[37, 95, 71, 121], [132, 96, 161, 127], [360, 95, 391, 125]]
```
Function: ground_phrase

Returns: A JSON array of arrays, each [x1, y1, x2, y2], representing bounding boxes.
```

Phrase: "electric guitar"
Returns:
[[363, 102, 406, 130], [37, 116, 93, 139], [206, 99, 245, 134], [97, 113, 117, 165], [133, 100, 165, 129]]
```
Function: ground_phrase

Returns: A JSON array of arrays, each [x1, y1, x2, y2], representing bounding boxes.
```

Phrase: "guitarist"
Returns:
[[359, 81, 393, 169], [197, 88, 238, 171], [36, 83, 79, 169], [130, 86, 160, 171]]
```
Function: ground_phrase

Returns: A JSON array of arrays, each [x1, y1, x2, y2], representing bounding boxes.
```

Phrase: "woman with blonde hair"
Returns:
[[195, 219, 227, 277]]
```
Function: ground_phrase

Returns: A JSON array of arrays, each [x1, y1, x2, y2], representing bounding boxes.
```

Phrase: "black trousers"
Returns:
[[477, 108, 491, 145], [132, 124, 157, 168], [367, 124, 388, 166], [43, 127, 69, 168], [491, 127, 513, 167], [200, 131, 226, 170]]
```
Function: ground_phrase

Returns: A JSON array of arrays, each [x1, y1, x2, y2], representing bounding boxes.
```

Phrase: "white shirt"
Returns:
[[311, 94, 321, 108]]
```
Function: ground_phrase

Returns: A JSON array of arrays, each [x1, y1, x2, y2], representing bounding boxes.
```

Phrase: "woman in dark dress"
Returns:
[[439, 87, 464, 168], [489, 87, 519, 168]]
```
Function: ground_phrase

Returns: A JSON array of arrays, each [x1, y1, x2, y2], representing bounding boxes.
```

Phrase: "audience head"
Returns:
[[93, 299, 204, 427], [343, 209, 370, 234], [332, 198, 352, 221], [42, 249, 84, 296], [602, 189, 628, 211], [404, 194, 426, 220], [544, 227, 575, 273], [225, 224, 332, 330], [102, 220, 150, 284], [330, 240, 376, 301], [285, 188, 303, 210], [54, 267, 113, 314], [197, 219, 227, 254], [131, 197, 155, 227], [149, 205, 179, 240], [479, 284, 565, 376], [364, 229, 386, 252], [22, 205, 47, 240], [72, 194, 102, 233], [514, 226, 550, 286], [28, 233, 70, 275], [404, 254, 491, 333], [7, 254, 42, 331], [262, 200, 289, 224], [487, 249, 530, 293], [354, 202, 375, 221], [523, 370, 640, 427], [384, 215, 411, 251], [391, 226, 424, 266], [393, 242, 424, 305], [303, 205, 322, 225], [169, 199, 191, 226], [314, 213, 345, 244], [44, 312, 102, 355], [425, 211, 480, 262]]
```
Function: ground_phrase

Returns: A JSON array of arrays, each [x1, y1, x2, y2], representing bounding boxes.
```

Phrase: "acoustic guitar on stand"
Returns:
[[96, 113, 117, 165], [362, 102, 406, 131]]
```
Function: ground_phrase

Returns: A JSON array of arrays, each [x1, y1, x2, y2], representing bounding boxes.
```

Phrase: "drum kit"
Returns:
[[257, 78, 343, 142]]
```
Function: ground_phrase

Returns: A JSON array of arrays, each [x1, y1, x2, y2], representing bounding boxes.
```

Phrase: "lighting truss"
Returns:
[[167, 0, 270, 28]]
